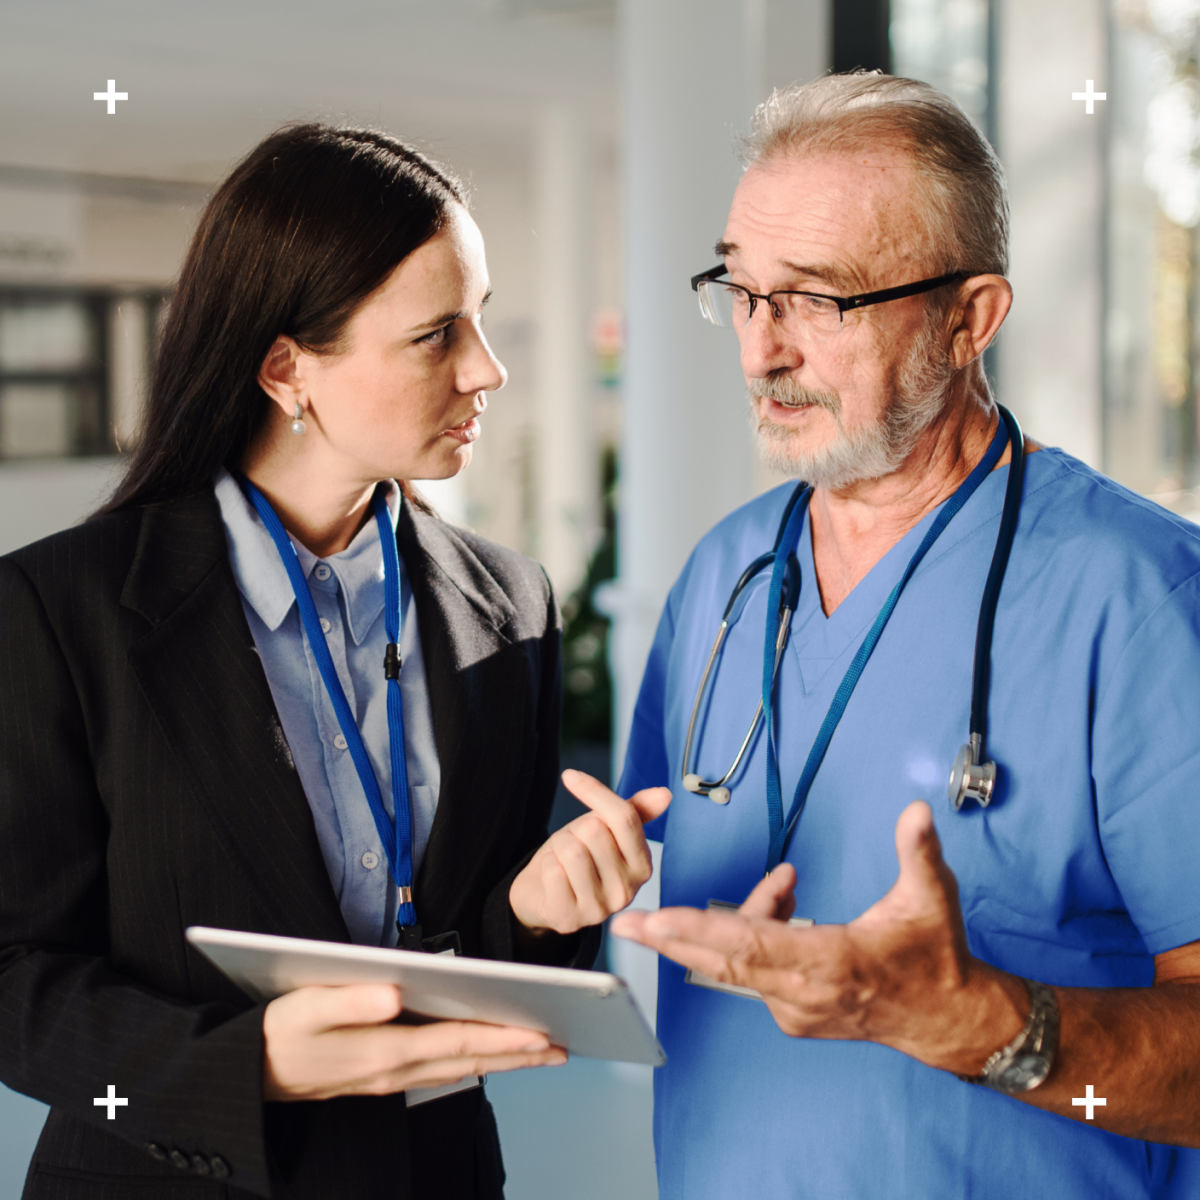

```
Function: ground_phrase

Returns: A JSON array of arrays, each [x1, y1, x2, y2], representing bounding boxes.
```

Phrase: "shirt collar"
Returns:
[[213, 468, 402, 646]]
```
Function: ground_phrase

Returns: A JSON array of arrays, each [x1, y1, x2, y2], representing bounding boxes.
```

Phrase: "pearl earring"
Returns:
[[290, 402, 307, 436]]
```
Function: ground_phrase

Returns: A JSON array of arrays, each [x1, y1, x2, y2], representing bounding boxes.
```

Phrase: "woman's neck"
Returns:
[[241, 431, 380, 558]]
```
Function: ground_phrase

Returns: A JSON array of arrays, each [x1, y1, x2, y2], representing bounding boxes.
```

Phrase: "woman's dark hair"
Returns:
[[97, 123, 468, 515]]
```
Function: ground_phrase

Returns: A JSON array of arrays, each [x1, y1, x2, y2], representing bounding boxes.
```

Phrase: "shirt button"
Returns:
[[211, 1156, 231, 1180], [333, 734, 348, 750], [314, 563, 332, 581], [146, 1143, 167, 1162], [168, 1149, 189, 1170], [361, 851, 379, 870], [319, 618, 332, 634]]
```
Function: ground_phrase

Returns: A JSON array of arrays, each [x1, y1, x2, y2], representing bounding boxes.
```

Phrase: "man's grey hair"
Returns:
[[741, 72, 1009, 280]]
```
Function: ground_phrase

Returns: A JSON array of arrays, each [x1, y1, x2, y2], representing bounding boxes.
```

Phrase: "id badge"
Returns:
[[684, 899, 814, 1002], [401, 928, 486, 1108]]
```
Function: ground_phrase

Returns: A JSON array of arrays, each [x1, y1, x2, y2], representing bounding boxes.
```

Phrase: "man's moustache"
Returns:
[[747, 378, 840, 415]]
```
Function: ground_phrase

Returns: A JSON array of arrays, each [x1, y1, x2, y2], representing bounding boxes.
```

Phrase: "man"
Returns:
[[609, 73, 1200, 1198]]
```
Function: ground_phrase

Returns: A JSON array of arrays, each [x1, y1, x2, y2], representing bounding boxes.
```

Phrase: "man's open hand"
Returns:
[[509, 771, 671, 936], [611, 800, 1027, 1073]]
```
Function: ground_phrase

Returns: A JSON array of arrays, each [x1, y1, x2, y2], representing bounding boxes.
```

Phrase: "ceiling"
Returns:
[[0, 0, 617, 182]]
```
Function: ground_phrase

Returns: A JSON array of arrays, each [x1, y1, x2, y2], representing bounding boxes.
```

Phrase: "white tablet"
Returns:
[[186, 926, 665, 1068]]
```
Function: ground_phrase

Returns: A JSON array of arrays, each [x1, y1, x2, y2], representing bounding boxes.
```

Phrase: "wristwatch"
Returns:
[[960, 978, 1059, 1094]]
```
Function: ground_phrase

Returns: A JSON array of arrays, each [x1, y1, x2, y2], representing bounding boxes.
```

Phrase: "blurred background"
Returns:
[[1, 0, 1197, 1196]]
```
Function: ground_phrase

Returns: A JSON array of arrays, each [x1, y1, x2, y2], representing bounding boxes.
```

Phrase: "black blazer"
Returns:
[[0, 488, 598, 1200]]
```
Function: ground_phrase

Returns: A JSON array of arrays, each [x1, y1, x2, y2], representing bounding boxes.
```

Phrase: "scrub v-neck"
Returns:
[[788, 495, 959, 696]]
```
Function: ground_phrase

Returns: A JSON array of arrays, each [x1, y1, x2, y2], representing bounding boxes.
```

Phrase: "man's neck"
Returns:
[[808, 398, 999, 616]]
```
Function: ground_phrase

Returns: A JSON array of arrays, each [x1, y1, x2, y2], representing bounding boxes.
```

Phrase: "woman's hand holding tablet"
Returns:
[[508, 771, 672, 935], [262, 982, 566, 1101]]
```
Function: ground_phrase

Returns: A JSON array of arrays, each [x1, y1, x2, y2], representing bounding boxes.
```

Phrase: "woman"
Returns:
[[0, 124, 668, 1200]]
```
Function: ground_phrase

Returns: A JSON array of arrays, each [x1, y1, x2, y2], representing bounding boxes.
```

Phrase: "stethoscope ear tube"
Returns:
[[682, 490, 808, 804], [950, 405, 1026, 811], [722, 553, 776, 621]]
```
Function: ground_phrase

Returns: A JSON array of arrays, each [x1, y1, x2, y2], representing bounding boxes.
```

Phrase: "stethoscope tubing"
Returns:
[[681, 497, 807, 799], [681, 604, 794, 793], [969, 405, 1026, 746]]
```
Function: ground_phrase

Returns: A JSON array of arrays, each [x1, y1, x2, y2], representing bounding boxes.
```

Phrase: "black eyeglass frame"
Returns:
[[689, 265, 970, 326]]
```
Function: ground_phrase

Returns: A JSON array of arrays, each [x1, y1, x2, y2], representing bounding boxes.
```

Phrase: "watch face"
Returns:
[[998, 1054, 1051, 1093]]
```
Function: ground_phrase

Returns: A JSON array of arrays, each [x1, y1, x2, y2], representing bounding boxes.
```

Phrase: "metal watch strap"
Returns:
[[959, 978, 1059, 1094]]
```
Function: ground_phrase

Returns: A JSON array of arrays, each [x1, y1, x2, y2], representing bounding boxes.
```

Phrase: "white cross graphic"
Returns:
[[1072, 1083, 1107, 1119], [93, 1084, 128, 1119], [93, 80, 128, 115], [1071, 80, 1107, 115]]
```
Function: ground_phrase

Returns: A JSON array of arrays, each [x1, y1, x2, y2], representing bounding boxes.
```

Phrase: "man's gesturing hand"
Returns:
[[509, 770, 671, 936], [611, 800, 1028, 1074]]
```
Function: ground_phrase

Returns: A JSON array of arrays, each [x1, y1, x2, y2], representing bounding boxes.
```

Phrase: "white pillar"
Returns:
[[997, 0, 1105, 466], [606, 0, 829, 1032], [416, 472, 470, 528], [533, 108, 597, 598], [108, 295, 147, 452], [608, 0, 766, 773], [765, 0, 831, 94]]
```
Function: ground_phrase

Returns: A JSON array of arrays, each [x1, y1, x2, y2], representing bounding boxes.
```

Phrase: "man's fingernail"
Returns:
[[522, 1037, 550, 1051]]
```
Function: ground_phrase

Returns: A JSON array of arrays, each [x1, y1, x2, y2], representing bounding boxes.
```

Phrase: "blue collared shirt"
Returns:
[[214, 469, 440, 947]]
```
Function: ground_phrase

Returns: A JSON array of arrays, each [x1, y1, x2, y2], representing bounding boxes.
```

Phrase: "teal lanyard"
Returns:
[[762, 422, 1009, 871]]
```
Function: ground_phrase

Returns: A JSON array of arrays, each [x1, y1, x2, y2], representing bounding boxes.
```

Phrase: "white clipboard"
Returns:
[[186, 926, 666, 1076]]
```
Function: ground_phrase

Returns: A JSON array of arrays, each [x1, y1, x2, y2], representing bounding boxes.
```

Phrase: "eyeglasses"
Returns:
[[690, 265, 968, 340]]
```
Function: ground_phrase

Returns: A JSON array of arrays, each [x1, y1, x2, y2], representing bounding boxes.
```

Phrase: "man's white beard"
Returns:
[[748, 321, 958, 489]]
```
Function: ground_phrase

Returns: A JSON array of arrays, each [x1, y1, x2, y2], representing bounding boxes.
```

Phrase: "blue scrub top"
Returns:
[[620, 448, 1200, 1199]]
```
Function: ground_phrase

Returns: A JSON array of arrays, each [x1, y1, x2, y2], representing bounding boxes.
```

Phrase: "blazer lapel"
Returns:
[[122, 491, 348, 943], [398, 507, 532, 943]]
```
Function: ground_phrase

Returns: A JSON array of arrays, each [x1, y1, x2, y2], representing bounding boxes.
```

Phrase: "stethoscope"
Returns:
[[682, 405, 1027, 828]]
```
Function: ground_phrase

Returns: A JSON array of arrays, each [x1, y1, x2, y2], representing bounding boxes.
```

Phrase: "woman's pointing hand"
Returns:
[[509, 770, 671, 936]]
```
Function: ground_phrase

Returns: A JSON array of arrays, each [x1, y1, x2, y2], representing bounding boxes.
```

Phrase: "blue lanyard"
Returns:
[[761, 422, 1010, 870], [238, 477, 417, 929]]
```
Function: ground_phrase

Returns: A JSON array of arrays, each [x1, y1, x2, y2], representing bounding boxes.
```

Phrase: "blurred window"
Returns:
[[890, 0, 998, 385], [1106, 2, 1200, 499], [0, 292, 107, 460], [890, 0, 995, 138], [0, 289, 167, 462]]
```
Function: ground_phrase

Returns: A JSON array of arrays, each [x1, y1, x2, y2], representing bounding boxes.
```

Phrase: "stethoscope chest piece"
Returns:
[[949, 739, 997, 811]]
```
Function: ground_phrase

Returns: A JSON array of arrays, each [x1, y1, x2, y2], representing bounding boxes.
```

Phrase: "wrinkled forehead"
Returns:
[[722, 150, 933, 290]]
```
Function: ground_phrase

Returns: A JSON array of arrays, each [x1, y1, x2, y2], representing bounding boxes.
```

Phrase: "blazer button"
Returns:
[[191, 1154, 212, 1176], [211, 1156, 231, 1179], [145, 1143, 167, 1161], [168, 1148, 190, 1170]]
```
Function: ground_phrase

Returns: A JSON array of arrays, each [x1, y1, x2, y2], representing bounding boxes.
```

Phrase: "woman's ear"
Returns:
[[257, 335, 307, 419]]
